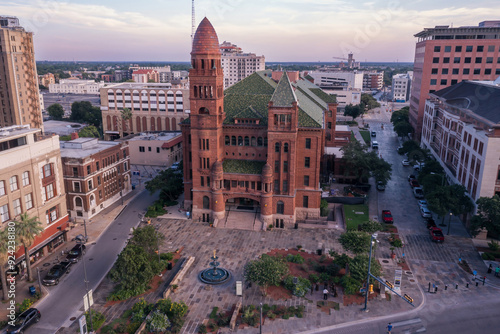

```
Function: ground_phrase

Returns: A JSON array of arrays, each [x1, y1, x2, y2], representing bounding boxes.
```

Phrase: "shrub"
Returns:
[[283, 314, 290, 320], [85, 310, 106, 331], [308, 273, 319, 284], [262, 304, 271, 313], [341, 275, 361, 295], [332, 254, 351, 269], [358, 220, 383, 233], [320, 199, 329, 217], [267, 311, 276, 320], [390, 239, 403, 248], [283, 276, 311, 297], [216, 312, 230, 326], [17, 298, 33, 313], [126, 322, 141, 334], [488, 240, 500, 251], [319, 272, 330, 283], [319, 254, 327, 263], [482, 252, 495, 260], [145, 201, 167, 218], [314, 263, 327, 273], [160, 252, 174, 261], [286, 254, 305, 264], [146, 310, 171, 333], [198, 323, 208, 334], [131, 298, 153, 323]]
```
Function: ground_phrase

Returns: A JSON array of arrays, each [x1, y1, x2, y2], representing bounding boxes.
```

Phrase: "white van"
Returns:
[[372, 141, 379, 149]]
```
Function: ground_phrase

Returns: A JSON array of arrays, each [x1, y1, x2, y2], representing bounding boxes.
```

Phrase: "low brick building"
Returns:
[[60, 137, 131, 221], [124, 132, 182, 166]]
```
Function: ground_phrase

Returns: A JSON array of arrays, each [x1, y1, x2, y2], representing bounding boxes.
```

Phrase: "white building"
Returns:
[[306, 71, 364, 90], [323, 88, 361, 107], [421, 81, 500, 209], [49, 79, 106, 95], [392, 72, 413, 102], [220, 41, 265, 88]]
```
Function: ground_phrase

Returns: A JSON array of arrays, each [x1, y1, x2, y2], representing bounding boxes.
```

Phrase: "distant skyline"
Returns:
[[1, 0, 499, 62]]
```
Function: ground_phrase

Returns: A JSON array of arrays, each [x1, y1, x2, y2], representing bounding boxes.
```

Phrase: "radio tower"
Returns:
[[191, 0, 195, 44]]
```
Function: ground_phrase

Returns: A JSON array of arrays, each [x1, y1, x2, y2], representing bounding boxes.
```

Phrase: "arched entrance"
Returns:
[[223, 196, 261, 231]]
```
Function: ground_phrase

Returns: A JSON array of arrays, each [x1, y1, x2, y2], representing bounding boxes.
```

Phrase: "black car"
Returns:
[[408, 174, 416, 182], [42, 261, 72, 286], [376, 181, 385, 191], [6, 308, 41, 333], [66, 244, 86, 263]]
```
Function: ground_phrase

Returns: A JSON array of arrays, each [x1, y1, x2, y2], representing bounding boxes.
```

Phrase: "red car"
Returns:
[[430, 227, 444, 242], [410, 179, 420, 188], [382, 210, 394, 224]]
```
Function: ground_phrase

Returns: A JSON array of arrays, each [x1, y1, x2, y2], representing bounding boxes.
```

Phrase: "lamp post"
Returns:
[[259, 302, 263, 334], [76, 234, 92, 333], [363, 233, 377, 312], [430, 172, 445, 186], [447, 212, 452, 235]]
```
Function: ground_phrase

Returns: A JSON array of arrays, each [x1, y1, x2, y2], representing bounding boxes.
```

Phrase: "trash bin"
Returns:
[[167, 262, 173, 270], [132, 185, 136, 190], [29, 286, 36, 296]]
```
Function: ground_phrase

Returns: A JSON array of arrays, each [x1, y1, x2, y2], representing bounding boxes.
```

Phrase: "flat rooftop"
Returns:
[[43, 120, 85, 136], [0, 125, 37, 140], [127, 132, 181, 142], [60, 137, 119, 158]]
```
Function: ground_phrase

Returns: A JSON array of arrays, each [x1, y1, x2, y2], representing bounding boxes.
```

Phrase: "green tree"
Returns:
[[369, 154, 392, 186], [78, 125, 100, 138], [448, 184, 474, 217], [338, 231, 371, 254], [70, 101, 102, 127], [47, 103, 64, 120], [349, 255, 382, 283], [344, 103, 365, 120], [15, 213, 43, 281], [470, 195, 500, 237], [361, 94, 380, 110], [340, 141, 392, 184], [393, 121, 414, 139], [390, 107, 409, 126], [128, 225, 164, 256], [358, 220, 382, 234], [146, 168, 184, 203], [244, 254, 289, 295]]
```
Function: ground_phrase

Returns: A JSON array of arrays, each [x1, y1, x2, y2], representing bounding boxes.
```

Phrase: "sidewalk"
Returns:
[[0, 184, 146, 323]]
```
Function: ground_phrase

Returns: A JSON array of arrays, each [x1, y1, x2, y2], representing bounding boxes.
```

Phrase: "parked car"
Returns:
[[402, 160, 410, 166], [430, 227, 445, 242], [66, 244, 86, 263], [420, 206, 432, 218], [371, 131, 376, 137], [43, 261, 72, 286], [376, 181, 385, 191], [426, 218, 437, 229], [418, 200, 428, 209], [6, 308, 41, 333], [414, 162, 425, 171], [408, 174, 416, 182], [414, 187, 425, 199], [410, 179, 420, 188], [382, 210, 394, 223], [372, 141, 379, 149]]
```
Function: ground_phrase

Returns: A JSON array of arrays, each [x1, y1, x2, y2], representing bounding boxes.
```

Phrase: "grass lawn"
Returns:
[[344, 204, 369, 230], [359, 130, 371, 145]]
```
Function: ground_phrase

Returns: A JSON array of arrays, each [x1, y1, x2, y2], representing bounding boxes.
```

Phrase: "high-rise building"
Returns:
[[182, 18, 345, 228], [392, 72, 413, 102], [409, 21, 500, 140], [363, 71, 384, 91], [220, 41, 265, 88], [0, 16, 42, 129]]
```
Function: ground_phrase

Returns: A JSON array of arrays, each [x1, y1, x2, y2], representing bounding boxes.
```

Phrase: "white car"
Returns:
[[418, 200, 428, 209], [414, 162, 425, 171], [420, 206, 432, 218], [402, 160, 410, 166]]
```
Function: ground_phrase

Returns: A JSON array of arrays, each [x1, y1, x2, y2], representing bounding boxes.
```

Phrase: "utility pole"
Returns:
[[363, 233, 377, 312]]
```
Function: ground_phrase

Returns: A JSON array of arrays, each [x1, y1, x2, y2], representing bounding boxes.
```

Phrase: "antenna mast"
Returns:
[[191, 0, 195, 43]]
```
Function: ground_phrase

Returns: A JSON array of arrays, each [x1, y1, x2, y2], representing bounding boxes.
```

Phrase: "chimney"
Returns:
[[71, 132, 79, 140]]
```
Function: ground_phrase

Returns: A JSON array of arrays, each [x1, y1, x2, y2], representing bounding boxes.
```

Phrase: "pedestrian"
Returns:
[[488, 264, 493, 274], [495, 266, 500, 277], [387, 323, 393, 333], [323, 288, 328, 300]]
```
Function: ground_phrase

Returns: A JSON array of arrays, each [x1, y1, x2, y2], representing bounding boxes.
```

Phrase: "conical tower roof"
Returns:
[[192, 17, 220, 54]]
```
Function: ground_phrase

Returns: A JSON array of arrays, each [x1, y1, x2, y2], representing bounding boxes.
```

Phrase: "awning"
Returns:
[[15, 231, 65, 264]]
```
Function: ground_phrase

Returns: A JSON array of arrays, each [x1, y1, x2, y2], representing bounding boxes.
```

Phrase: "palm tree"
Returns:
[[0, 229, 12, 300], [16, 213, 43, 282]]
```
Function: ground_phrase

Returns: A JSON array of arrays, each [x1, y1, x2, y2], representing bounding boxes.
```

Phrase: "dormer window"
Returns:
[[234, 118, 259, 125]]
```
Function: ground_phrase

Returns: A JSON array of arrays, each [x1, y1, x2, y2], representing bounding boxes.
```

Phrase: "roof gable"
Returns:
[[270, 72, 297, 107]]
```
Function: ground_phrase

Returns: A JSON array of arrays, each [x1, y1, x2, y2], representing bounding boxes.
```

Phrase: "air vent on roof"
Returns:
[[0, 131, 10, 136]]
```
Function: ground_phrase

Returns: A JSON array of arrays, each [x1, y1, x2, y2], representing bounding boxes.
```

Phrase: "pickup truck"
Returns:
[[42, 261, 72, 286], [429, 227, 444, 243], [382, 210, 394, 224]]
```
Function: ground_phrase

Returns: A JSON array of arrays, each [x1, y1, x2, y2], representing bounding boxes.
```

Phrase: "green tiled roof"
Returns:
[[310, 88, 337, 104], [270, 72, 297, 107], [223, 159, 266, 174], [233, 106, 263, 119], [298, 108, 321, 128], [305, 74, 314, 81]]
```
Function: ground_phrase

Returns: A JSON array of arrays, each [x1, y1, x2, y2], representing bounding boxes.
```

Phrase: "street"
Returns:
[[27, 190, 158, 334]]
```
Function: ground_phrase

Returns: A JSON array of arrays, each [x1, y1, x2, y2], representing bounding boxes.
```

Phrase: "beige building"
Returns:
[[48, 78, 105, 95], [0, 16, 42, 129], [0, 125, 68, 265], [60, 137, 131, 221], [38, 73, 55, 87], [220, 41, 265, 88], [100, 82, 190, 140], [124, 132, 182, 166]]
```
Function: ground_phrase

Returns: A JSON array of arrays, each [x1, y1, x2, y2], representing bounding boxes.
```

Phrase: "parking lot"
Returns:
[[41, 92, 100, 116]]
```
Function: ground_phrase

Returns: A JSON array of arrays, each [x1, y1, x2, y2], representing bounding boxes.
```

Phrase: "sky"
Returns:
[[1, 0, 499, 62]]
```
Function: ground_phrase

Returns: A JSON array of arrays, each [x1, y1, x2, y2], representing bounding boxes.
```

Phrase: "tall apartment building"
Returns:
[[60, 137, 131, 221], [409, 21, 500, 140], [0, 125, 68, 266], [0, 16, 42, 129], [100, 82, 190, 140], [132, 69, 159, 83], [392, 72, 413, 102], [220, 41, 265, 88], [421, 81, 500, 213], [183, 18, 344, 228], [363, 71, 384, 91]]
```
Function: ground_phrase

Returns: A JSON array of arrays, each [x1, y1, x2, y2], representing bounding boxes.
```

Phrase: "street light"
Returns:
[[430, 172, 445, 186], [76, 234, 93, 333], [363, 233, 377, 312], [447, 212, 452, 235]]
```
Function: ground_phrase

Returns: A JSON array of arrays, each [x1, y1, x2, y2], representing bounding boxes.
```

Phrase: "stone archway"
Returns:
[[222, 195, 262, 231]]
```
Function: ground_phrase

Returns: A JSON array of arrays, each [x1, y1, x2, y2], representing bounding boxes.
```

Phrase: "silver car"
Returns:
[[420, 206, 432, 218]]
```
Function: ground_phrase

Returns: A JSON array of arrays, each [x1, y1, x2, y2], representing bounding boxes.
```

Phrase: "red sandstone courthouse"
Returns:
[[182, 18, 348, 229]]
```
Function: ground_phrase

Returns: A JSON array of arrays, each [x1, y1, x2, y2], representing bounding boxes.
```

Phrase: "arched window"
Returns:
[[277, 201, 284, 214], [199, 107, 209, 114], [203, 196, 210, 209], [225, 136, 230, 145], [275, 142, 280, 153], [151, 117, 156, 131], [238, 136, 243, 146], [75, 197, 83, 207], [244, 136, 250, 146], [231, 136, 236, 146], [142, 117, 147, 130], [136, 116, 141, 132], [194, 85, 198, 98], [171, 118, 177, 131], [157, 117, 162, 131], [257, 137, 263, 146], [106, 115, 111, 131], [201, 59, 205, 69], [251, 136, 256, 146], [165, 117, 170, 131], [284, 143, 289, 153]]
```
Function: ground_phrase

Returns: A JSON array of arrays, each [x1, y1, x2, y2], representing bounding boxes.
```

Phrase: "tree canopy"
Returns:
[[47, 103, 64, 120], [391, 107, 414, 139], [244, 254, 289, 294], [470, 195, 500, 237], [361, 94, 380, 110], [70, 101, 102, 127], [340, 141, 392, 184], [339, 231, 372, 254], [79, 125, 100, 138], [344, 103, 366, 120], [145, 167, 184, 203]]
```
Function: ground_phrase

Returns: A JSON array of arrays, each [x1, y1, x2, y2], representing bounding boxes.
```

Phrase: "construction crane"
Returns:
[[332, 52, 355, 68]]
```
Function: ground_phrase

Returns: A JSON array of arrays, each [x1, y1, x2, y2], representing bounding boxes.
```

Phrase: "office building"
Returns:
[[409, 21, 500, 139], [392, 72, 413, 102], [220, 41, 265, 88], [363, 71, 384, 91], [0, 16, 42, 129], [48, 79, 105, 95]]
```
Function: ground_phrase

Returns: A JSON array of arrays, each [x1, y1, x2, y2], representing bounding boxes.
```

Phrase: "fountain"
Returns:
[[198, 250, 231, 285]]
